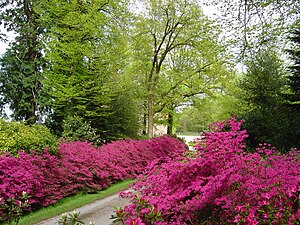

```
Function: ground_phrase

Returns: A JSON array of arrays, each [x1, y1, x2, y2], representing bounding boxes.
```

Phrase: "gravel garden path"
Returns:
[[35, 192, 129, 225]]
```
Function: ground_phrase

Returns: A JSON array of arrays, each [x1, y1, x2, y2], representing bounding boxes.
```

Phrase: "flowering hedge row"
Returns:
[[0, 136, 187, 221], [116, 118, 300, 225]]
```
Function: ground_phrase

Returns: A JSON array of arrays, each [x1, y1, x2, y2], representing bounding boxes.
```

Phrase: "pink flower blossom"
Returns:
[[0, 136, 186, 222], [117, 117, 300, 225], [125, 218, 146, 225]]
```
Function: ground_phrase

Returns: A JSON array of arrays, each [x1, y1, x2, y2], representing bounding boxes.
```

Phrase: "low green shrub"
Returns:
[[62, 116, 101, 145], [58, 210, 95, 225], [0, 191, 29, 225], [0, 119, 57, 155]]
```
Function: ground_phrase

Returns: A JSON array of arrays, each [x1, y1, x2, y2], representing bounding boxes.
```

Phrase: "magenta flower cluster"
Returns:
[[117, 118, 300, 225], [0, 136, 186, 220]]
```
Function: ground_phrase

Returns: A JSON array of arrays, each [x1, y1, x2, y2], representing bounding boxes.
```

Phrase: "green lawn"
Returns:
[[12, 179, 134, 225]]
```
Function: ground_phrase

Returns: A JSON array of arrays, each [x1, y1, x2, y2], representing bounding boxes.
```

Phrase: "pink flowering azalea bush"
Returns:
[[115, 117, 300, 225], [0, 136, 186, 222]]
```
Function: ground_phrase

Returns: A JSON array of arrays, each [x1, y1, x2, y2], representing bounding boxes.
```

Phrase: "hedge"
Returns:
[[0, 136, 187, 222]]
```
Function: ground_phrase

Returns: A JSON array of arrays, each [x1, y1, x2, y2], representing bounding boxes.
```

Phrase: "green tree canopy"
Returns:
[[37, 0, 140, 140], [237, 48, 300, 150], [128, 0, 232, 137], [239, 48, 286, 108]]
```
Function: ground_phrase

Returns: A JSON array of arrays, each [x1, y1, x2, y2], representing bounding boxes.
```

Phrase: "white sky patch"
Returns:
[[0, 24, 15, 118], [0, 41, 8, 56], [201, 4, 219, 18], [0, 24, 15, 56], [0, 44, 6, 56]]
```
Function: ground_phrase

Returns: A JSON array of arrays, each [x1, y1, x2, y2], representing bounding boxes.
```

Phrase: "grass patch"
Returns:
[[187, 141, 198, 147], [14, 179, 134, 225]]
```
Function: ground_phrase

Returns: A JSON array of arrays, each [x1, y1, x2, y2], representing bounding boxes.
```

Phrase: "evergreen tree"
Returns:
[[0, 0, 44, 123], [238, 48, 300, 150], [287, 17, 300, 105], [239, 49, 285, 108]]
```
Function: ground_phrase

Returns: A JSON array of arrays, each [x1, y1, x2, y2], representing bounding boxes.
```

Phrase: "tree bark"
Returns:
[[167, 110, 174, 135], [142, 113, 147, 135], [24, 0, 39, 124], [147, 91, 154, 138]]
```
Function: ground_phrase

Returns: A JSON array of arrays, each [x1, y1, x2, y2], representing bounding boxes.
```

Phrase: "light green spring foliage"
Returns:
[[0, 0, 239, 139], [37, 0, 141, 140], [128, 0, 234, 135], [0, 119, 57, 155], [174, 70, 245, 133], [175, 93, 242, 133], [39, 0, 115, 116]]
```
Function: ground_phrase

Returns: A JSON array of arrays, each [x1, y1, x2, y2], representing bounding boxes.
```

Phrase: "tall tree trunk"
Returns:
[[142, 113, 147, 135], [147, 91, 154, 138], [24, 0, 39, 124], [167, 110, 174, 135]]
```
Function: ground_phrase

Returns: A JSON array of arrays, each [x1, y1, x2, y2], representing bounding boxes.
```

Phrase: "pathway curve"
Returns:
[[177, 135, 201, 150], [35, 192, 129, 225], [35, 135, 199, 225], [177, 135, 201, 143]]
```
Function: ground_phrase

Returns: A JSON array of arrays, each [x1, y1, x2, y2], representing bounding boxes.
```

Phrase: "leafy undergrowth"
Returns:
[[115, 118, 300, 225], [0, 136, 187, 223]]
